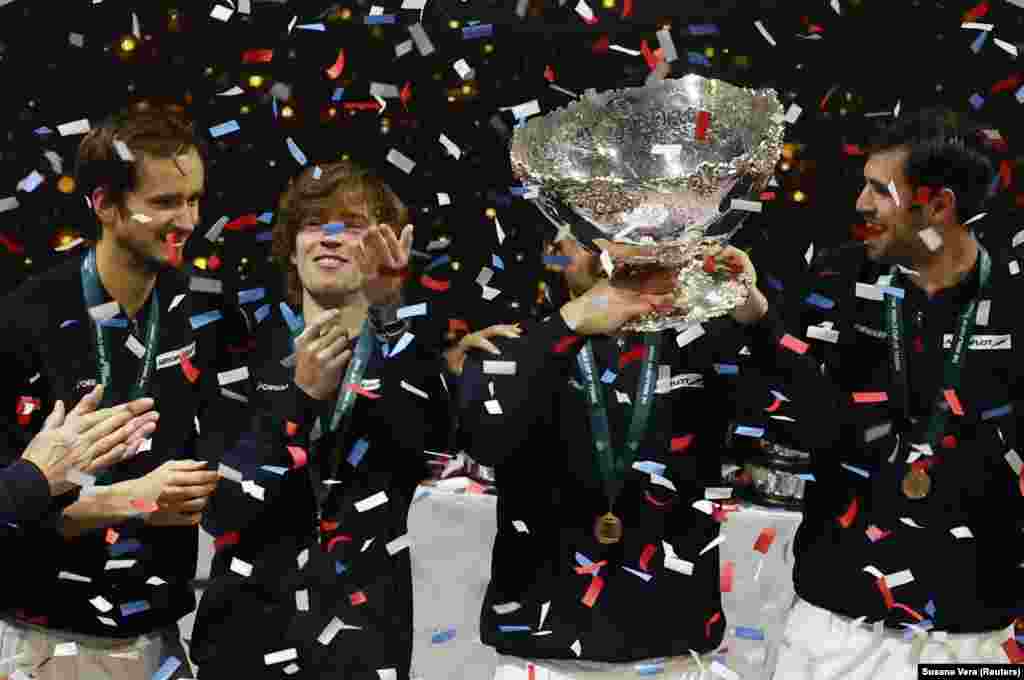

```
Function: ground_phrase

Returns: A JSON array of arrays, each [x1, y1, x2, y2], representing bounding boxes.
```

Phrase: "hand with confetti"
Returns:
[[127, 460, 220, 527], [22, 385, 158, 496], [444, 323, 523, 376], [560, 279, 675, 337], [710, 245, 768, 325], [357, 223, 414, 306], [293, 308, 354, 400]]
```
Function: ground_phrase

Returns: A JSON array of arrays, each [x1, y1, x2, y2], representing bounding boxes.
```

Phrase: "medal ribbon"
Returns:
[[81, 248, 161, 485], [577, 333, 660, 510], [286, 314, 375, 507], [885, 243, 991, 448]]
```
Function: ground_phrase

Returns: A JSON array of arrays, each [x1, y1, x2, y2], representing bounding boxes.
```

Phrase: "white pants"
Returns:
[[0, 620, 188, 680], [494, 653, 713, 680], [772, 599, 1015, 680]]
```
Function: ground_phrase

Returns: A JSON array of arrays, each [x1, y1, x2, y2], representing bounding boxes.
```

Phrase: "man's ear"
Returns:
[[936, 187, 959, 225], [91, 187, 117, 226]]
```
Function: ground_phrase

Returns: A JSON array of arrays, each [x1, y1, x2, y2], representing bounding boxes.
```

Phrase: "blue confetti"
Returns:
[[152, 657, 182, 680], [322, 222, 346, 235], [255, 231, 273, 242], [431, 628, 457, 644], [272, 98, 278, 118], [108, 540, 142, 557], [100, 318, 129, 328], [462, 24, 493, 39], [189, 310, 222, 330], [260, 465, 288, 476], [365, 14, 396, 24], [279, 302, 303, 334], [332, 87, 346, 102], [987, 172, 1000, 198], [120, 600, 150, 616], [734, 425, 764, 438], [805, 293, 835, 310], [509, 186, 528, 196], [34, 126, 53, 136], [840, 463, 870, 478], [60, 319, 79, 328], [881, 287, 905, 299], [600, 369, 617, 384], [296, 23, 326, 31], [498, 625, 531, 633], [713, 363, 739, 375], [209, 120, 240, 138], [426, 255, 451, 271], [388, 332, 415, 358], [797, 473, 816, 482], [636, 663, 664, 676], [238, 287, 266, 304], [764, 275, 784, 291], [735, 626, 765, 640], [336, 561, 348, 575], [969, 93, 985, 111], [575, 552, 594, 568], [492, 254, 505, 270], [970, 30, 989, 54], [347, 439, 370, 467], [688, 23, 720, 36], [981, 403, 1012, 420], [544, 255, 572, 267], [254, 304, 270, 325], [687, 52, 711, 67], [633, 461, 666, 476], [925, 600, 936, 618], [257, 211, 274, 224], [286, 138, 308, 166]]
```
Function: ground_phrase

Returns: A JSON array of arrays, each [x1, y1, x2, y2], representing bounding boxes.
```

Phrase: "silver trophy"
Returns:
[[511, 75, 785, 331]]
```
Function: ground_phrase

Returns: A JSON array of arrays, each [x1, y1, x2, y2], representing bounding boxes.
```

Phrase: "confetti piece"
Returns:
[[695, 111, 711, 142], [730, 198, 762, 213], [120, 600, 150, 617], [265, 649, 298, 665], [713, 364, 739, 376], [209, 120, 240, 138], [779, 334, 809, 354], [943, 389, 965, 416], [408, 23, 435, 56], [838, 496, 859, 528], [734, 425, 763, 438], [805, 293, 835, 310], [753, 527, 777, 553], [58, 119, 90, 136], [355, 491, 389, 512], [346, 383, 382, 400], [706, 611, 722, 639], [498, 625, 532, 633], [350, 591, 368, 606], [676, 324, 706, 349], [754, 20, 776, 46], [719, 560, 735, 592], [581, 575, 604, 607], [189, 310, 222, 330], [700, 535, 726, 557]]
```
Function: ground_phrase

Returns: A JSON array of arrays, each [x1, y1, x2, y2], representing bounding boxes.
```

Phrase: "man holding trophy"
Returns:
[[458, 76, 821, 679]]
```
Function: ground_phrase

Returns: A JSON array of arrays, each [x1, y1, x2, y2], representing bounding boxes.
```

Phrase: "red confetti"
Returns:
[[644, 491, 672, 508], [639, 544, 657, 571], [695, 111, 711, 142], [913, 337, 925, 353], [285, 421, 299, 437], [574, 560, 607, 576], [591, 35, 610, 54], [286, 445, 308, 469], [327, 534, 353, 552], [913, 186, 933, 206], [962, 1, 990, 23], [0, 233, 26, 255], [891, 602, 925, 622], [819, 85, 839, 111], [130, 499, 159, 513], [671, 434, 695, 453], [553, 335, 582, 354], [843, 144, 865, 156], [349, 591, 368, 606], [618, 345, 645, 369], [325, 48, 346, 80], [105, 528, 120, 545], [852, 392, 888, 404], [543, 65, 556, 82], [705, 611, 721, 639], [865, 525, 891, 543], [943, 389, 964, 416], [15, 396, 40, 425], [419, 275, 451, 292], [448, 318, 470, 334], [753, 527, 777, 554], [621, 0, 633, 18], [720, 561, 735, 593], [342, 100, 382, 111], [1000, 160, 1013, 190], [991, 75, 1023, 95], [760, 191, 777, 201], [941, 435, 957, 449], [320, 520, 339, 533], [241, 49, 274, 64], [345, 383, 382, 400], [215, 531, 241, 551], [224, 214, 258, 231], [180, 351, 200, 384], [765, 398, 782, 413], [1002, 638, 1024, 664], [779, 334, 809, 355], [837, 496, 859, 528], [640, 40, 657, 69], [876, 577, 895, 609], [703, 255, 717, 273], [399, 81, 413, 109], [581, 575, 604, 608]]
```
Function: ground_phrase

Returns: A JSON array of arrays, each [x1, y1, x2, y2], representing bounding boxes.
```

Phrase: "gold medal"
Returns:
[[902, 468, 931, 500], [594, 511, 623, 544]]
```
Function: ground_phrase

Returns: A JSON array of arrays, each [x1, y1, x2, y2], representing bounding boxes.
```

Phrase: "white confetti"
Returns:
[[265, 649, 298, 665], [401, 380, 429, 399], [508, 99, 541, 120], [493, 602, 521, 615], [699, 534, 725, 556], [855, 282, 884, 301], [950, 526, 973, 539], [1006, 449, 1023, 476], [296, 589, 310, 612], [804, 242, 815, 266], [918, 227, 943, 251], [513, 520, 529, 533], [495, 214, 506, 245], [369, 82, 400, 99], [437, 193, 451, 206], [453, 58, 474, 80], [482, 285, 501, 301], [105, 559, 136, 570], [168, 293, 185, 312], [408, 23, 435, 56], [125, 335, 146, 359], [885, 569, 915, 588], [386, 534, 413, 555], [730, 199, 762, 213], [570, 640, 582, 657], [994, 37, 1019, 57], [975, 299, 991, 326], [482, 361, 516, 375], [189, 276, 223, 294], [17, 170, 45, 193], [574, 0, 595, 22], [439, 133, 462, 159], [386, 149, 415, 174], [655, 29, 678, 62], [609, 44, 642, 56], [862, 565, 884, 579], [131, 213, 152, 224], [899, 517, 925, 529], [484, 399, 503, 415], [539, 601, 551, 630], [754, 20, 776, 46], [600, 249, 614, 277], [806, 325, 840, 343], [217, 366, 250, 386], [88, 300, 122, 321], [54, 642, 78, 657], [69, 32, 85, 48], [318, 617, 344, 645], [58, 571, 92, 583], [89, 596, 113, 613], [297, 548, 309, 569], [692, 500, 714, 515], [205, 216, 229, 242], [1010, 260, 1021, 276], [58, 119, 90, 136], [217, 86, 245, 96], [395, 40, 414, 58], [230, 557, 254, 577], [676, 323, 706, 348], [210, 4, 234, 21], [355, 490, 389, 512]]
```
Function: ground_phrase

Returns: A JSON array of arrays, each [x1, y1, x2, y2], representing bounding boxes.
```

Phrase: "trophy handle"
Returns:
[[529, 191, 605, 254]]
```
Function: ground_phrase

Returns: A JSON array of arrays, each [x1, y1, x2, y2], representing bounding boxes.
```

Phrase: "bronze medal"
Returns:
[[901, 468, 931, 500], [594, 512, 623, 544]]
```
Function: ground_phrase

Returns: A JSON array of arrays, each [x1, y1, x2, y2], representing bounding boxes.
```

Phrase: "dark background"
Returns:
[[0, 0, 1021, 331]]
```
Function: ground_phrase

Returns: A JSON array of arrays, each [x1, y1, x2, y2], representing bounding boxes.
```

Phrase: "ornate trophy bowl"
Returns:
[[511, 75, 784, 331]]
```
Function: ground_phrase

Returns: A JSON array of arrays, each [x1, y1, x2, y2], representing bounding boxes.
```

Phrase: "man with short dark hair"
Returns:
[[0, 104, 246, 680], [771, 107, 1024, 678]]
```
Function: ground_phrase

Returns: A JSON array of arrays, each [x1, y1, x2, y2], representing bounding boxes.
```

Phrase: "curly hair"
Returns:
[[271, 160, 410, 309]]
